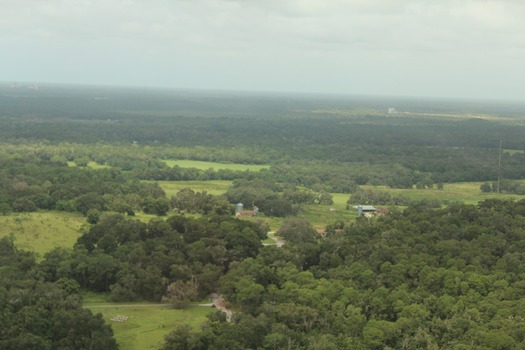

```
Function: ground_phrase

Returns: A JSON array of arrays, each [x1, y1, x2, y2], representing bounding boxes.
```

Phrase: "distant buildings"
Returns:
[[235, 203, 259, 217], [353, 205, 377, 217], [353, 205, 388, 217]]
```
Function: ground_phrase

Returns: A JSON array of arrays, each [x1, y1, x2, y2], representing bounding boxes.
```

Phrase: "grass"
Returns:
[[67, 161, 111, 169], [505, 149, 525, 155], [146, 180, 232, 197], [262, 231, 277, 245], [360, 182, 525, 205], [83, 294, 212, 350], [161, 159, 270, 172], [297, 204, 356, 229], [0, 211, 86, 258]]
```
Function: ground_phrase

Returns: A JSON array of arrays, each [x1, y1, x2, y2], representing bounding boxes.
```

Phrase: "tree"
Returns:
[[317, 191, 334, 205], [277, 218, 318, 244], [87, 208, 101, 224], [142, 197, 170, 216], [163, 324, 202, 350], [480, 182, 492, 193], [162, 278, 199, 309]]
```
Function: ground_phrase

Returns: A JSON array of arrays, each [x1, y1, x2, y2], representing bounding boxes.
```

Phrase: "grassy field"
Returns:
[[148, 180, 232, 197], [67, 161, 111, 169], [298, 204, 355, 229], [0, 211, 86, 258], [505, 149, 525, 155], [360, 182, 525, 205], [162, 159, 270, 172], [84, 297, 212, 350]]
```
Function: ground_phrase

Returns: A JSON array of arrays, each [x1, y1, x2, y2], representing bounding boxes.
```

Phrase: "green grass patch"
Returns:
[[67, 161, 111, 169], [162, 159, 270, 172], [360, 182, 525, 205], [146, 180, 232, 197], [0, 211, 85, 257], [262, 231, 277, 245], [505, 149, 525, 155], [298, 204, 356, 230], [84, 302, 212, 350]]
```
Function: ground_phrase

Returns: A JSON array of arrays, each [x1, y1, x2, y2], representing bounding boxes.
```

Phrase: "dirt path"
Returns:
[[210, 293, 233, 322], [85, 303, 166, 308], [85, 295, 233, 323], [270, 234, 285, 247]]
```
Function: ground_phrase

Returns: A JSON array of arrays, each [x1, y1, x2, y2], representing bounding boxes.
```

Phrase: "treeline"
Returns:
[[4, 134, 525, 191], [224, 180, 333, 217], [481, 180, 525, 195], [0, 156, 340, 218], [347, 188, 443, 208], [3, 86, 525, 190], [163, 199, 525, 349], [0, 157, 168, 216]]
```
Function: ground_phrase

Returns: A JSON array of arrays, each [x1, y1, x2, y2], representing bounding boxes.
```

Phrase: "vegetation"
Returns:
[[162, 160, 270, 172], [84, 300, 210, 350], [3, 85, 525, 349], [0, 237, 117, 350], [164, 199, 525, 349], [0, 212, 85, 257]]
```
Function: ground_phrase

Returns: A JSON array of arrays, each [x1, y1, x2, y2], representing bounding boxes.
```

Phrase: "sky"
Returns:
[[1, 0, 524, 100]]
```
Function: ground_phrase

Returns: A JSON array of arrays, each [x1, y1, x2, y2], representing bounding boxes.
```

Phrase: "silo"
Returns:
[[236, 203, 244, 213]]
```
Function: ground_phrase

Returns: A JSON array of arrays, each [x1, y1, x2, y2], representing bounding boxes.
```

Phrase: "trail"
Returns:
[[85, 296, 233, 322], [263, 231, 285, 247], [85, 303, 166, 308], [209, 293, 233, 322]]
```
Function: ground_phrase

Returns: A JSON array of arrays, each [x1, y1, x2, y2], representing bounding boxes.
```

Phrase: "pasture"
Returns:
[[150, 180, 232, 197], [161, 159, 270, 172], [67, 161, 111, 169], [0, 211, 85, 258], [84, 294, 212, 350], [360, 182, 525, 205]]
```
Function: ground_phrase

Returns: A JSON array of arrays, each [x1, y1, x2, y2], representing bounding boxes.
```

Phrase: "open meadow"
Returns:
[[84, 294, 211, 350], [162, 159, 270, 172], [0, 211, 86, 258], [67, 161, 112, 169], [360, 182, 525, 204], [149, 180, 232, 197]]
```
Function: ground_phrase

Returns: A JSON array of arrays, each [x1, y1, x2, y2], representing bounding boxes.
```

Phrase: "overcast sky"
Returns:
[[1, 0, 524, 100]]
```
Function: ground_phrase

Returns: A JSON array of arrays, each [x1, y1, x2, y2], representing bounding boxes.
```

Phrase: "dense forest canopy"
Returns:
[[162, 200, 525, 349]]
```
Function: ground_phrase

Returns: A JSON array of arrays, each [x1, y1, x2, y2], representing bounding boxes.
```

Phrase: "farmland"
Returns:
[[162, 159, 270, 172], [84, 294, 211, 350], [0, 211, 85, 258]]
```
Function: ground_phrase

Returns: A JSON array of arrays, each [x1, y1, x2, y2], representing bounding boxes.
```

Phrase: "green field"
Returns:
[[162, 159, 270, 172], [68, 161, 111, 169], [360, 182, 525, 205], [504, 149, 525, 155], [0, 211, 86, 258], [84, 298, 211, 350], [297, 204, 355, 229], [149, 180, 232, 197]]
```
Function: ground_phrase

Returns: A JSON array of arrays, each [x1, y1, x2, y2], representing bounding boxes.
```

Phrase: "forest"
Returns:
[[2, 83, 525, 349]]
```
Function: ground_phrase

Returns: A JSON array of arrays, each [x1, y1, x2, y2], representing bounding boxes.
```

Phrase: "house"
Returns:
[[353, 205, 377, 217], [235, 204, 259, 217], [236, 210, 257, 217]]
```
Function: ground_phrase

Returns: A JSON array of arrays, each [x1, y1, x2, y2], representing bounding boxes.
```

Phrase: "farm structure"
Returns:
[[235, 203, 259, 217], [353, 205, 377, 217]]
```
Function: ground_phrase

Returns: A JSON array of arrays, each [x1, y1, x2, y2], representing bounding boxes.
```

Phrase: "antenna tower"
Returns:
[[497, 138, 502, 193]]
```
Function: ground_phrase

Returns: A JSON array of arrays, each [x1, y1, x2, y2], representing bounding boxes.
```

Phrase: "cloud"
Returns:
[[2, 0, 525, 99]]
